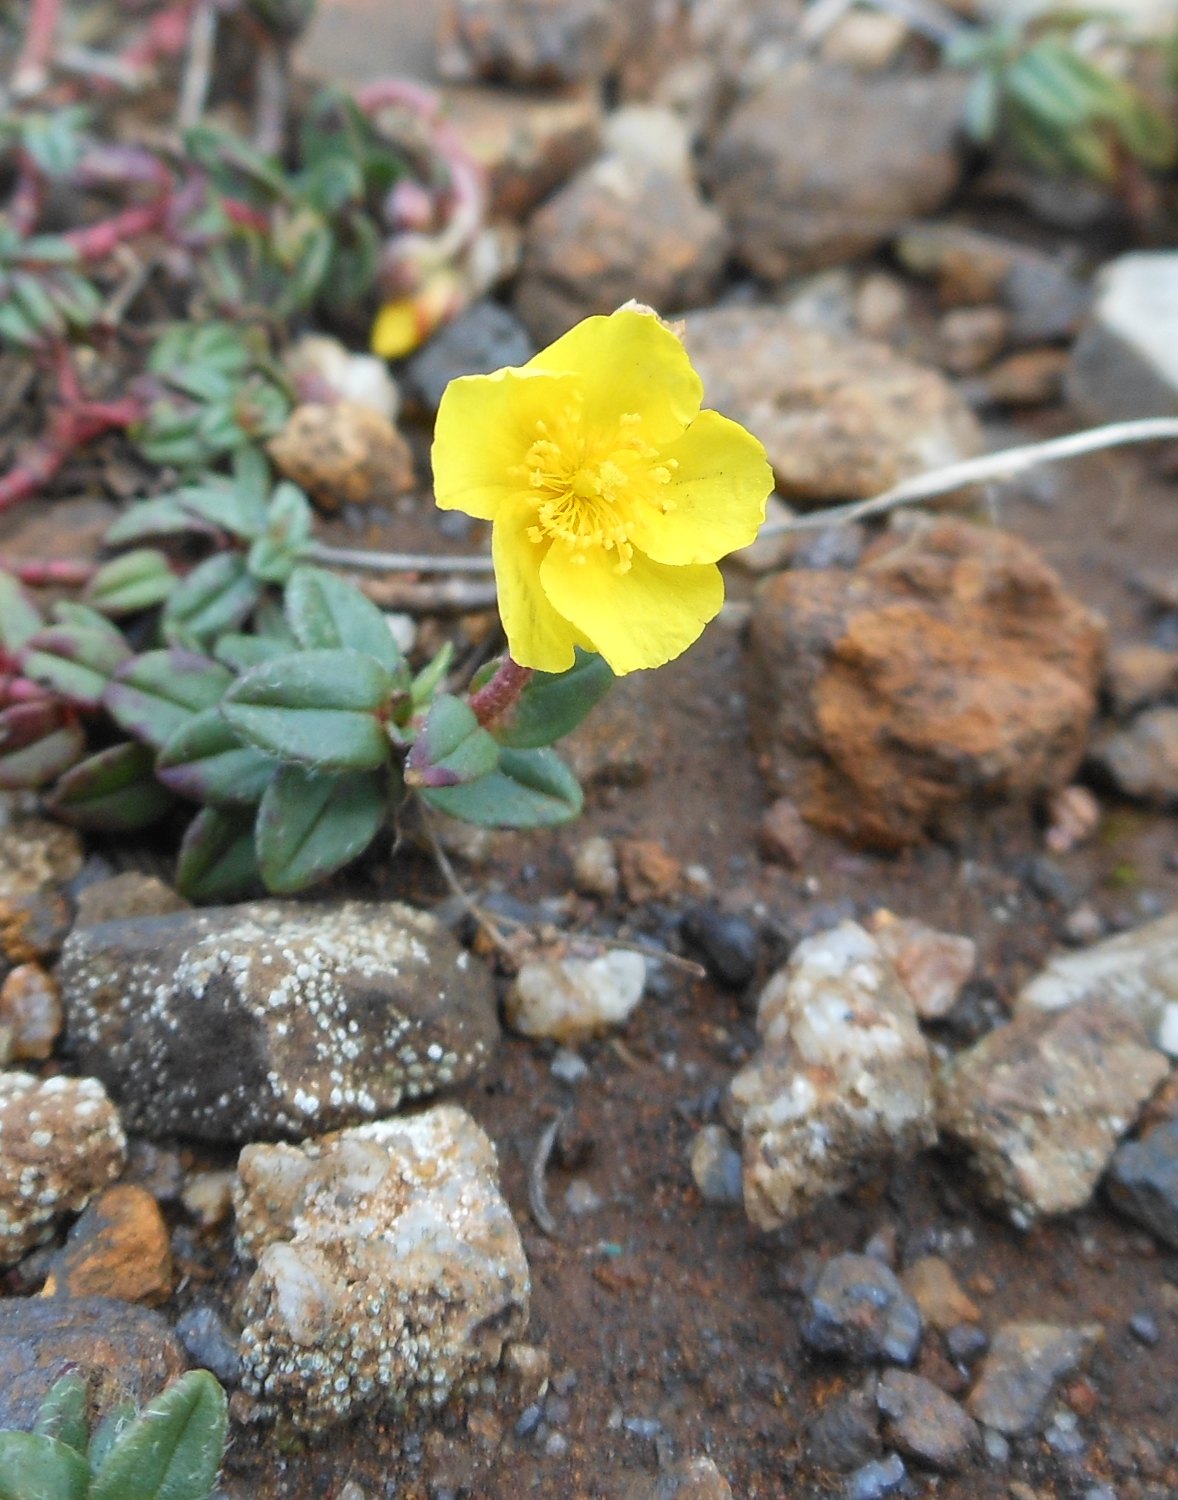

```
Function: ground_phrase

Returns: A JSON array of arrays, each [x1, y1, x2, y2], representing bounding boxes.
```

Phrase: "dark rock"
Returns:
[[61, 901, 499, 1143], [747, 517, 1107, 849], [682, 307, 982, 506], [175, 1303, 243, 1385], [681, 907, 759, 989], [965, 1321, 1102, 1435], [945, 1323, 988, 1366], [801, 1254, 923, 1366], [0, 1295, 186, 1430], [808, 1380, 883, 1472], [876, 1369, 979, 1472], [1107, 1120, 1178, 1249], [703, 67, 967, 278], [845, 1452, 906, 1500], [404, 301, 535, 411]]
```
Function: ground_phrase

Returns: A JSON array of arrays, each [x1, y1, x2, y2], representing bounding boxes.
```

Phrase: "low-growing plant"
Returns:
[[0, 1367, 228, 1500]]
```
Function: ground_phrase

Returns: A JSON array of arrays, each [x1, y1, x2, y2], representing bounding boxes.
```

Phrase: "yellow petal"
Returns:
[[432, 367, 578, 521], [492, 497, 579, 672], [525, 308, 702, 447], [371, 299, 422, 360], [540, 543, 723, 675], [627, 410, 774, 565]]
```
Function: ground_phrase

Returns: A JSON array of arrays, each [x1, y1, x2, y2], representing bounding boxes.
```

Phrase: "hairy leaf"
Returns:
[[490, 650, 613, 749], [90, 1369, 228, 1500], [157, 710, 276, 806], [405, 694, 499, 788], [176, 808, 260, 903], [421, 747, 582, 828], [105, 650, 232, 750], [256, 765, 386, 893], [46, 742, 174, 831], [284, 566, 402, 671]]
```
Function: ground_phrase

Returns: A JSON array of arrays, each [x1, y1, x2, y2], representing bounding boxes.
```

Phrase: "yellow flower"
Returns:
[[431, 308, 773, 675]]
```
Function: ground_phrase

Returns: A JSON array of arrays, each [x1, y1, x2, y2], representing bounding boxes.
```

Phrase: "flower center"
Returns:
[[512, 408, 677, 573]]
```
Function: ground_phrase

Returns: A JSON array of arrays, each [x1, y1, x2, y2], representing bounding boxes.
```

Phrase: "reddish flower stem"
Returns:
[[0, 556, 96, 587], [0, 677, 53, 704], [65, 200, 169, 261], [12, 0, 62, 91], [469, 657, 533, 728], [0, 396, 143, 513]]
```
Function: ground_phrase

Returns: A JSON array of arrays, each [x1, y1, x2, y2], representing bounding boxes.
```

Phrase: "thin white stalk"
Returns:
[[760, 417, 1178, 535], [303, 542, 495, 574]]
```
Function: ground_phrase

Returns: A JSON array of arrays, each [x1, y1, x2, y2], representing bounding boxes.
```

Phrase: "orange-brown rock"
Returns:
[[0, 962, 62, 1060], [617, 840, 681, 905], [42, 1184, 173, 1305], [747, 519, 1107, 848], [268, 401, 415, 511]]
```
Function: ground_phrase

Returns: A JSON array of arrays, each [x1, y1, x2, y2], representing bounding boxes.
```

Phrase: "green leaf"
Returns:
[[163, 554, 264, 645], [34, 1373, 91, 1455], [256, 765, 386, 893], [422, 746, 582, 828], [20, 624, 132, 709], [491, 651, 613, 749], [0, 572, 45, 651], [103, 498, 196, 547], [176, 808, 260, 903], [0, 1432, 90, 1500], [157, 709, 277, 806], [83, 550, 175, 616], [87, 1402, 135, 1475], [409, 641, 453, 708], [405, 694, 499, 788], [46, 742, 174, 831], [246, 483, 313, 584], [104, 650, 232, 750], [0, 703, 85, 790], [214, 633, 291, 672], [284, 566, 402, 671], [221, 649, 394, 771], [963, 69, 1001, 142], [90, 1369, 228, 1500]]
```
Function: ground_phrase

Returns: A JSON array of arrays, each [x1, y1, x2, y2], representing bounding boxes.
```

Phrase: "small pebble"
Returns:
[[1129, 1311, 1161, 1346], [175, 1303, 244, 1385], [680, 906, 759, 989], [571, 836, 619, 899], [564, 1179, 603, 1216], [982, 1428, 1010, 1464], [544, 1432, 569, 1457], [550, 1048, 589, 1085], [845, 1453, 906, 1500], [624, 1416, 663, 1441], [689, 1125, 744, 1204], [515, 1403, 544, 1437], [946, 1322, 989, 1365]]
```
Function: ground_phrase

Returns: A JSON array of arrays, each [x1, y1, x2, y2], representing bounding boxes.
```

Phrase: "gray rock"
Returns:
[[728, 922, 935, 1230], [72, 872, 188, 928], [1067, 253, 1178, 420], [505, 949, 646, 1044], [876, 1369, 979, 1472], [1096, 706, 1178, 807], [0, 1072, 125, 1267], [703, 67, 967, 278], [234, 1104, 529, 1431], [623, 1456, 734, 1499], [60, 901, 498, 1142], [1106, 1120, 1178, 1249], [689, 1125, 744, 1205], [966, 1321, 1102, 1435], [404, 300, 535, 411], [801, 1254, 923, 1366], [175, 1303, 243, 1386], [808, 1380, 883, 1472], [682, 307, 983, 505], [936, 998, 1169, 1226], [515, 155, 728, 346], [845, 1452, 906, 1499], [0, 1295, 186, 1430]]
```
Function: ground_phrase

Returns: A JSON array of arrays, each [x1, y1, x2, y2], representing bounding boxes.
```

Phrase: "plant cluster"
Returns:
[[0, 1368, 228, 1500]]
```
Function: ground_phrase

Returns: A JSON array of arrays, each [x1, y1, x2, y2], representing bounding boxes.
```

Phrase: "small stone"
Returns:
[[757, 797, 812, 869], [981, 1427, 1009, 1463], [801, 1254, 923, 1366], [680, 907, 759, 989], [0, 962, 61, 1059], [42, 1184, 172, 1304], [966, 1322, 1102, 1435], [1095, 706, 1178, 807], [1106, 1120, 1178, 1250], [1067, 252, 1178, 422], [975, 347, 1069, 407], [268, 401, 415, 510], [689, 1126, 744, 1205], [1129, 1311, 1161, 1345], [571, 836, 619, 899], [936, 999, 1169, 1226], [623, 1455, 735, 1499], [283, 334, 400, 422], [820, 9, 908, 70], [0, 1296, 186, 1430], [0, 1072, 126, 1267], [1106, 644, 1178, 718], [867, 912, 976, 1021], [807, 1381, 883, 1473], [845, 1452, 906, 1500], [72, 872, 188, 928], [728, 922, 935, 1230], [1044, 785, 1101, 855], [900, 1258, 980, 1332], [234, 1104, 529, 1431], [437, 0, 623, 85], [617, 840, 680, 904], [181, 1169, 236, 1229], [945, 1323, 988, 1366], [61, 900, 498, 1142], [0, 818, 81, 963], [855, 274, 910, 341], [501, 1340, 550, 1402], [937, 306, 1009, 374], [175, 1303, 243, 1386], [506, 949, 646, 1044], [876, 1369, 979, 1471], [404, 299, 536, 411], [550, 1048, 589, 1085], [564, 1178, 602, 1216]]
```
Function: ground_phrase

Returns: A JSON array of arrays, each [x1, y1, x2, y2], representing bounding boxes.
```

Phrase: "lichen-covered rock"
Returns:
[[0, 1296, 186, 1431], [0, 1072, 125, 1267], [726, 921, 936, 1230], [937, 999, 1169, 1227], [234, 1104, 529, 1431], [747, 518, 1106, 848], [267, 401, 415, 510], [61, 901, 498, 1143], [681, 308, 983, 505]]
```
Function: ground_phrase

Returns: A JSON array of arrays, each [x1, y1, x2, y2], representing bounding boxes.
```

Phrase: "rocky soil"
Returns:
[[3, 0, 1178, 1498]]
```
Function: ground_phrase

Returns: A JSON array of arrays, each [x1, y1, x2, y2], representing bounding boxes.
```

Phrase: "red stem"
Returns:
[[469, 657, 533, 727], [65, 201, 169, 261], [0, 396, 143, 513], [0, 556, 96, 587], [13, 0, 62, 91]]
